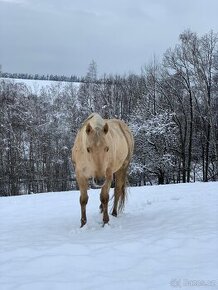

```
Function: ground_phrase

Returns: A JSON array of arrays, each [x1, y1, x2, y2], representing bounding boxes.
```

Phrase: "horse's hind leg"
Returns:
[[112, 164, 127, 217], [99, 203, 103, 213], [111, 177, 120, 217]]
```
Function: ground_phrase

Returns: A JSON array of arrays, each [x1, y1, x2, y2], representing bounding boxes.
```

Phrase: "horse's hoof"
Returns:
[[80, 219, 87, 228], [111, 210, 117, 217], [102, 222, 110, 227], [103, 215, 109, 225]]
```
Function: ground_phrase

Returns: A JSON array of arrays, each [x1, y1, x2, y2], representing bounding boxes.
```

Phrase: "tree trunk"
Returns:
[[187, 90, 193, 182], [204, 124, 211, 182]]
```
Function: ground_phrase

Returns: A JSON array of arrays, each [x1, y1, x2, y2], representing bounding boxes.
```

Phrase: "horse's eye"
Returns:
[[105, 146, 109, 152], [87, 147, 91, 153]]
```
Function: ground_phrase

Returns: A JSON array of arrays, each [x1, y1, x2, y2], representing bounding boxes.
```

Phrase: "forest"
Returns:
[[0, 30, 218, 196]]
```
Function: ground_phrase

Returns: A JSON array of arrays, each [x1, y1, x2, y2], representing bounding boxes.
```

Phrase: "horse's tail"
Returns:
[[113, 121, 134, 214], [117, 165, 129, 213]]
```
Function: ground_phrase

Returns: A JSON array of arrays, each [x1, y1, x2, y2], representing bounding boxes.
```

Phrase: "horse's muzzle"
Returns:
[[92, 177, 105, 188]]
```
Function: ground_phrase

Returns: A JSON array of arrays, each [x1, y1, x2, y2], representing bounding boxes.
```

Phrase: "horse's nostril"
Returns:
[[93, 177, 105, 188]]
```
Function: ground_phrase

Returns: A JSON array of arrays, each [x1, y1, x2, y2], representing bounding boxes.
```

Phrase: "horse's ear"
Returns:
[[86, 123, 93, 135], [103, 123, 109, 134]]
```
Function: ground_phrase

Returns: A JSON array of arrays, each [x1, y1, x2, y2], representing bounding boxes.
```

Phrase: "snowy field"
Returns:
[[0, 182, 217, 290], [0, 77, 80, 94]]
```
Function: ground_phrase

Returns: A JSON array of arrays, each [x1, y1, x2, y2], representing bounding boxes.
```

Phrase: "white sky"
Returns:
[[1, 0, 218, 76]]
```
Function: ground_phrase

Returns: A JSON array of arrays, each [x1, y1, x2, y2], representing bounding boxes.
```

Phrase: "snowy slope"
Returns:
[[0, 182, 217, 290], [0, 78, 80, 94]]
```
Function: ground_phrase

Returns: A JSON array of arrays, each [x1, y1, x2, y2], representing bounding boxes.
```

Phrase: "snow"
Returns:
[[0, 78, 80, 94], [0, 182, 217, 290]]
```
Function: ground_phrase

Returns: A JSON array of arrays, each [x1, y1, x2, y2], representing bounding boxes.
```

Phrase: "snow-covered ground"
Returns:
[[0, 78, 80, 94], [0, 182, 217, 290]]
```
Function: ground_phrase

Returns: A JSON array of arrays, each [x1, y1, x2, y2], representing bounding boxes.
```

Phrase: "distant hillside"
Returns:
[[0, 71, 81, 82]]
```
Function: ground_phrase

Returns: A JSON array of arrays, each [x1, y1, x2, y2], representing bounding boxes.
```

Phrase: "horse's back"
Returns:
[[108, 118, 134, 165]]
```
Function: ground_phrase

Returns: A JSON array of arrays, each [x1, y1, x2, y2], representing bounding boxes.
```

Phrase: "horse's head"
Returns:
[[85, 122, 111, 187]]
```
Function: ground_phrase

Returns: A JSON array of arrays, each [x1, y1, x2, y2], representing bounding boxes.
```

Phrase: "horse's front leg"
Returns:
[[77, 176, 88, 227], [100, 179, 112, 225]]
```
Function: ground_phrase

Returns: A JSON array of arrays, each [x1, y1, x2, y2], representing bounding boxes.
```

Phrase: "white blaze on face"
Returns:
[[85, 122, 110, 181]]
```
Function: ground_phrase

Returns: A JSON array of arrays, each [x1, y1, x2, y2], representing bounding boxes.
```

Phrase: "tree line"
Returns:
[[0, 30, 218, 196], [0, 72, 81, 83]]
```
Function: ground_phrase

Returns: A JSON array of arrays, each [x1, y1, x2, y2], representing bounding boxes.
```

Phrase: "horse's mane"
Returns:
[[80, 113, 95, 130], [80, 113, 104, 131]]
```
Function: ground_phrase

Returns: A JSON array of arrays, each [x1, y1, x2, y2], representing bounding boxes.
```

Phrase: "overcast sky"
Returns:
[[1, 0, 218, 76]]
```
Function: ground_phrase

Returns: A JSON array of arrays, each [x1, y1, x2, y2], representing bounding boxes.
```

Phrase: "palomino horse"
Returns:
[[72, 113, 134, 227]]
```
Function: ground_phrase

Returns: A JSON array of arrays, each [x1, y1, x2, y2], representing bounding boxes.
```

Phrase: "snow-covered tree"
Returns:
[[130, 112, 178, 185]]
